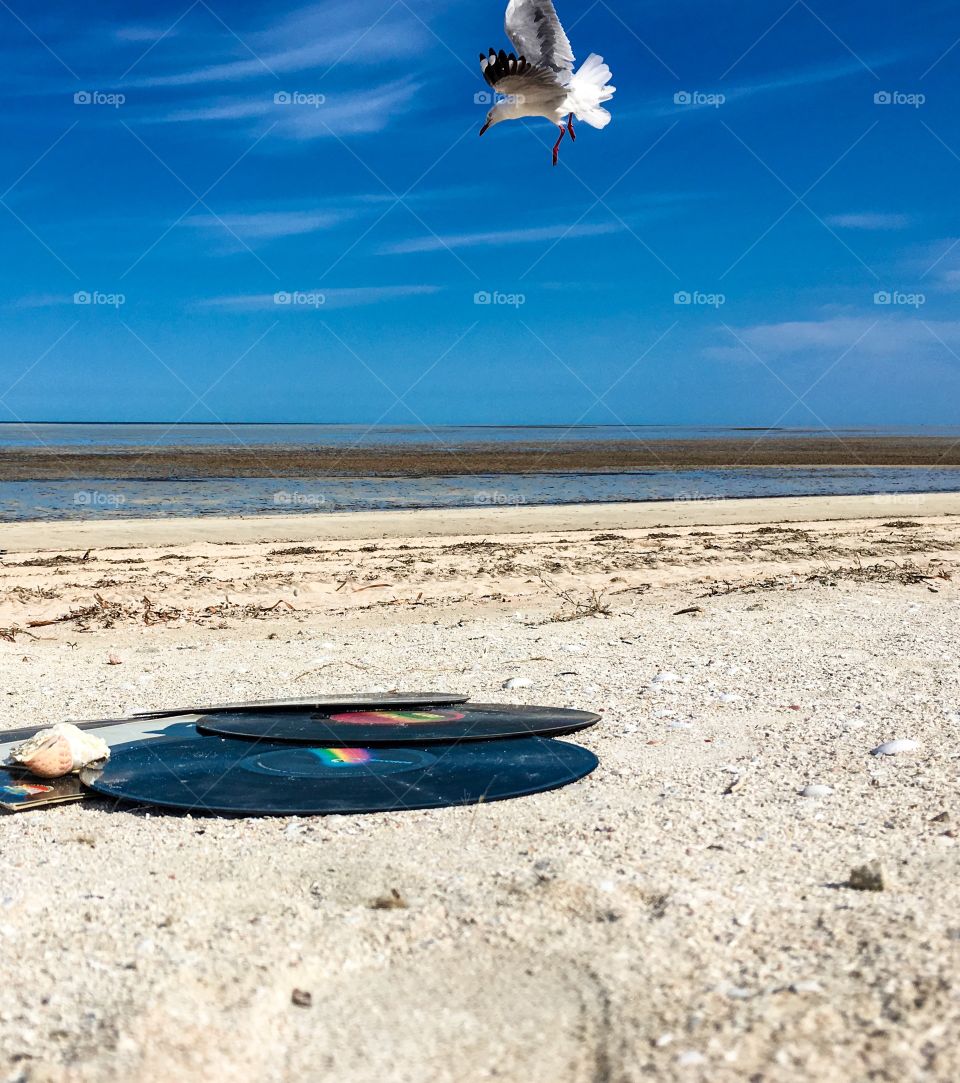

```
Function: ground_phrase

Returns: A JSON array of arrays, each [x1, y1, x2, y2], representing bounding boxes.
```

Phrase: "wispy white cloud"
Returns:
[[632, 54, 905, 121], [184, 209, 349, 243], [826, 212, 914, 230], [12, 294, 76, 310], [126, 1, 428, 89], [382, 222, 623, 255], [156, 79, 421, 137], [705, 316, 960, 366], [899, 237, 960, 292], [199, 285, 442, 310]]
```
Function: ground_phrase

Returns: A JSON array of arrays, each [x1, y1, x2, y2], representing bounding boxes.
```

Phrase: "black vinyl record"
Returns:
[[196, 702, 600, 746], [80, 728, 598, 816], [134, 692, 468, 720]]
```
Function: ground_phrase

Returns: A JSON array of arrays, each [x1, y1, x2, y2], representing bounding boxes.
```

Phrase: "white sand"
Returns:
[[1, 498, 959, 1082], [2, 491, 958, 552]]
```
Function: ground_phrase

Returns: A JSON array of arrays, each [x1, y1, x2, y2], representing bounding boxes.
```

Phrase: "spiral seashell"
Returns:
[[8, 724, 110, 779]]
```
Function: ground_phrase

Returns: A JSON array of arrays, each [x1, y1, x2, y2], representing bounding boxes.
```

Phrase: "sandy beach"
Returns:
[[2, 493, 960, 1082]]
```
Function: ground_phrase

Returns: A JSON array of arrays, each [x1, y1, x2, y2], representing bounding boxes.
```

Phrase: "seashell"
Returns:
[[651, 672, 679, 684], [799, 784, 834, 798], [8, 724, 110, 779], [870, 739, 920, 757], [502, 677, 532, 690]]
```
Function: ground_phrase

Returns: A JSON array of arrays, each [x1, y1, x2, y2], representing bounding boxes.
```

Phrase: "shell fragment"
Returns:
[[7, 724, 110, 779]]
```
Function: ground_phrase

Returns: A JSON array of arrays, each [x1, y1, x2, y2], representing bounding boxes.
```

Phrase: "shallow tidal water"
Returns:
[[2, 467, 958, 522]]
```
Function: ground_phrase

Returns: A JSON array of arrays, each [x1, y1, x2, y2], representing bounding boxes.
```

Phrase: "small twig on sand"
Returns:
[[294, 660, 370, 682], [538, 574, 612, 623]]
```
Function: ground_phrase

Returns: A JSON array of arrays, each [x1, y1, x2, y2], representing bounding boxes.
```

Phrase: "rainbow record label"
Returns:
[[197, 703, 600, 746], [0, 768, 83, 813], [80, 729, 598, 817]]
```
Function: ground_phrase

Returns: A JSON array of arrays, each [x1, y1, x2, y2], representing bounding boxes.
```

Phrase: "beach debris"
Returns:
[[8, 724, 110, 779], [651, 672, 680, 685], [25, 593, 296, 632], [107, 654, 123, 666], [716, 693, 741, 704], [608, 584, 651, 596], [848, 861, 886, 892], [538, 575, 612, 622], [799, 784, 834, 798], [291, 989, 313, 1008], [370, 888, 408, 910], [870, 739, 920, 756], [722, 773, 744, 796], [9, 551, 93, 569], [502, 677, 532, 690], [673, 606, 703, 616], [701, 559, 952, 597]]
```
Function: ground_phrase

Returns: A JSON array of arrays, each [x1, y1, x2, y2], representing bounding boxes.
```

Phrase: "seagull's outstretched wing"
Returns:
[[480, 49, 569, 113], [504, 0, 575, 74]]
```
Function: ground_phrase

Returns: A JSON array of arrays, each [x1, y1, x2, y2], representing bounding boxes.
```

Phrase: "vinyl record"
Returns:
[[196, 702, 600, 746], [80, 729, 598, 816], [134, 693, 468, 720], [0, 768, 84, 813]]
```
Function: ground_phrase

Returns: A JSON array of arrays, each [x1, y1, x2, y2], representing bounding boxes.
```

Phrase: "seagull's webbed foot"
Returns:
[[552, 124, 567, 166]]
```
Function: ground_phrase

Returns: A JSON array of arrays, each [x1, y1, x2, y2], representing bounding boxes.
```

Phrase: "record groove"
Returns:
[[196, 703, 600, 746], [80, 728, 598, 816], [135, 693, 468, 720]]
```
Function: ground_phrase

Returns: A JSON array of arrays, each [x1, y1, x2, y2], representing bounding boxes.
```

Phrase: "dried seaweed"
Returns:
[[10, 551, 92, 568], [701, 558, 953, 597], [25, 593, 297, 631]]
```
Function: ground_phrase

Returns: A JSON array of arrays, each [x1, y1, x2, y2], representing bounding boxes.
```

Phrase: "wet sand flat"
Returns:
[[3, 434, 960, 480]]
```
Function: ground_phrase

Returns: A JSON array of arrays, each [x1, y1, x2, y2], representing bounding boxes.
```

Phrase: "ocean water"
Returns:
[[1, 469, 958, 522], [0, 425, 958, 521], [3, 422, 960, 449]]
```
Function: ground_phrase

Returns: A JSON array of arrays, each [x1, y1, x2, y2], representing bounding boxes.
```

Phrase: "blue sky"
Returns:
[[1, 0, 959, 427]]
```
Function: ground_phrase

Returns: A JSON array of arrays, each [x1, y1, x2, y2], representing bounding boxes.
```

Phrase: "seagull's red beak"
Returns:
[[479, 120, 491, 137]]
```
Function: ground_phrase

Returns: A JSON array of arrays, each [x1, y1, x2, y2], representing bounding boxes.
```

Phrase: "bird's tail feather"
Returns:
[[568, 53, 616, 129]]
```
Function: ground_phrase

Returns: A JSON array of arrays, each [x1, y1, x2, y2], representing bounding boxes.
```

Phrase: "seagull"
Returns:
[[478, 0, 616, 166]]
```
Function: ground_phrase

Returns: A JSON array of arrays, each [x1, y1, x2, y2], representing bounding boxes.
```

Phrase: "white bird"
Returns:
[[478, 0, 616, 166]]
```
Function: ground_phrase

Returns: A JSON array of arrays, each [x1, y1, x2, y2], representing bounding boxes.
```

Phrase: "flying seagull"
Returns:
[[479, 0, 616, 166]]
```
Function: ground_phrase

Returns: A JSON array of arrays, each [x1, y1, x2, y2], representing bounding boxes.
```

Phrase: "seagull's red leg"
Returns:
[[552, 124, 567, 166], [567, 112, 576, 141]]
